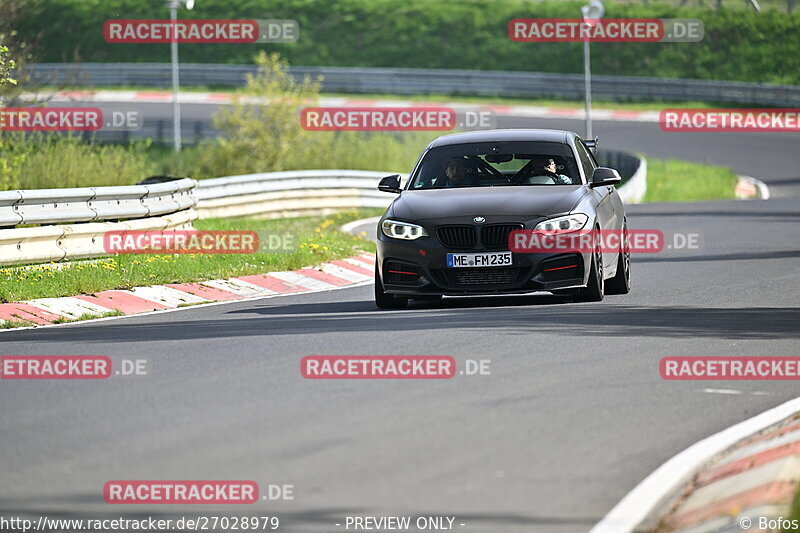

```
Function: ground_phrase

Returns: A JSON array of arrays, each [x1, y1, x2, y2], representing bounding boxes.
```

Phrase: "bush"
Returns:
[[0, 46, 22, 189], [192, 51, 322, 177], [0, 135, 157, 189], [180, 52, 434, 179]]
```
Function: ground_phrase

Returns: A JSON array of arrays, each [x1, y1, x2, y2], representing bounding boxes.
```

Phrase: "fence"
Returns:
[[23, 63, 800, 106]]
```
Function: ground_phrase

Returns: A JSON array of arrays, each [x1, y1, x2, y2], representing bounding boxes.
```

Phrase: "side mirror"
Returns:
[[590, 167, 622, 188], [378, 174, 402, 193]]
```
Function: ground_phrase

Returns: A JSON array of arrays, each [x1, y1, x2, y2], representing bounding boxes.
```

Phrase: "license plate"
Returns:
[[446, 251, 512, 268]]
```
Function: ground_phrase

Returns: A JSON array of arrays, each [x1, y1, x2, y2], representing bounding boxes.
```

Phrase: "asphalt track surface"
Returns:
[[1, 104, 799, 533]]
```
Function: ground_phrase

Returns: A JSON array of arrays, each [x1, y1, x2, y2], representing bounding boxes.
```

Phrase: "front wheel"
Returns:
[[576, 234, 604, 302], [605, 220, 631, 295], [374, 264, 408, 309]]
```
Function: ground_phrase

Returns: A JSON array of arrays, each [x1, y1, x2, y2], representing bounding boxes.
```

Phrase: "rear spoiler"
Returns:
[[584, 137, 599, 154]]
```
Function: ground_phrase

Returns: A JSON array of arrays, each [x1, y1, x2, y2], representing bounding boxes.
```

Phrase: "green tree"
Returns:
[[194, 52, 322, 177], [0, 45, 24, 191], [0, 46, 15, 87]]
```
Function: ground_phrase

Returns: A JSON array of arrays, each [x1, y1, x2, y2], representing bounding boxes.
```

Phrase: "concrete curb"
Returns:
[[592, 396, 800, 533], [636, 413, 800, 533], [0, 252, 375, 330]]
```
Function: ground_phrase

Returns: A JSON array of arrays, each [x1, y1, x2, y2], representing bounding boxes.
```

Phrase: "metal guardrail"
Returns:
[[24, 63, 800, 106], [0, 210, 198, 265], [195, 170, 400, 219], [0, 179, 198, 266], [0, 178, 196, 227], [0, 151, 645, 266]]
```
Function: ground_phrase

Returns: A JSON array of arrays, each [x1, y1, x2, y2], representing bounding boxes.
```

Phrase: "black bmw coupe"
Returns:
[[374, 129, 631, 309]]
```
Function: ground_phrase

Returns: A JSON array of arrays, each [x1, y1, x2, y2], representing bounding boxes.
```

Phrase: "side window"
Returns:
[[575, 141, 596, 182]]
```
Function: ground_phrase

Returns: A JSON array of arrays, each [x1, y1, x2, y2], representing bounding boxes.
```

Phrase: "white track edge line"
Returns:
[[590, 395, 800, 533], [0, 279, 373, 334]]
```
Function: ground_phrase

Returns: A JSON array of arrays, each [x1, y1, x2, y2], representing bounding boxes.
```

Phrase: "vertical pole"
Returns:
[[584, 38, 592, 140], [170, 2, 182, 152]]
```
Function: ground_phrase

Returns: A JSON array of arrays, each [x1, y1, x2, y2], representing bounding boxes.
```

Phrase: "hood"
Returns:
[[390, 186, 587, 221]]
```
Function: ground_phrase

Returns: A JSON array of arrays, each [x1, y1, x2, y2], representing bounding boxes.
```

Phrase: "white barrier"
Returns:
[[616, 155, 647, 204], [195, 170, 403, 219], [0, 209, 198, 266], [0, 178, 196, 226]]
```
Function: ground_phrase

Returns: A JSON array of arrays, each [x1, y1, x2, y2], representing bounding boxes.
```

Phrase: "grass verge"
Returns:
[[51, 310, 125, 324], [1, 318, 36, 329], [0, 209, 381, 303], [644, 158, 738, 203], [0, 310, 125, 330]]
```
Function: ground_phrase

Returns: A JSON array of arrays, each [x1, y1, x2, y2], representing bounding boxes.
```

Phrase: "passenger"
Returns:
[[533, 158, 572, 184]]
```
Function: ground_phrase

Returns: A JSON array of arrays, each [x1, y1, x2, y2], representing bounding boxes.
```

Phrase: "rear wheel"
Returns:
[[605, 220, 631, 295], [374, 264, 408, 309], [576, 232, 604, 302]]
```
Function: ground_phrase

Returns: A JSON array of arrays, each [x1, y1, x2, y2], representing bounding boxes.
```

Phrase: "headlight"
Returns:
[[534, 213, 588, 232], [381, 219, 428, 240]]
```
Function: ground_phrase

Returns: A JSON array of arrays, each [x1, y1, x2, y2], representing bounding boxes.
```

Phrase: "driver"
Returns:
[[444, 157, 475, 187], [534, 158, 572, 184]]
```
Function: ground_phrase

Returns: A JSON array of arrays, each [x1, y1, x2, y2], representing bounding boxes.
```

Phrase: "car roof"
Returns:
[[426, 129, 579, 149]]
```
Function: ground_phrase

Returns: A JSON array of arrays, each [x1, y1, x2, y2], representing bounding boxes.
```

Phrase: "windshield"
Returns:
[[408, 141, 581, 190]]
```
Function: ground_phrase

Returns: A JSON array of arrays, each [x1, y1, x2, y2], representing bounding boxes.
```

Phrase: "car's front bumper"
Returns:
[[377, 233, 591, 297]]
